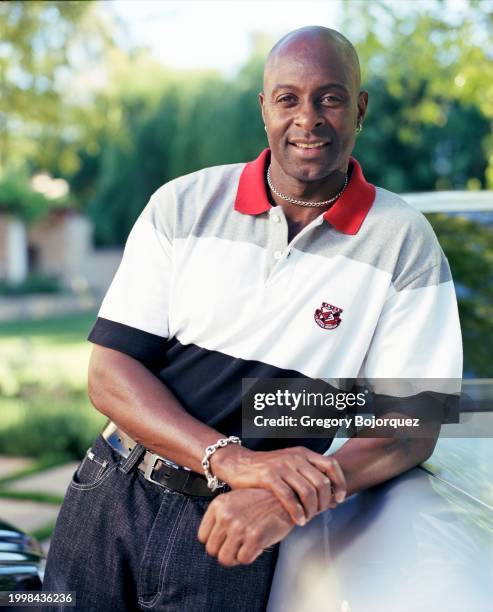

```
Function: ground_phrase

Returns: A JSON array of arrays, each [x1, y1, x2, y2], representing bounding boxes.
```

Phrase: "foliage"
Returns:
[[62, 3, 492, 245], [0, 337, 90, 399], [344, 1, 493, 190], [0, 173, 66, 223], [426, 213, 493, 377], [0, 274, 61, 295], [0, 310, 96, 339], [75, 42, 269, 245], [0, 311, 103, 459], [30, 521, 58, 542], [0, 0, 113, 175], [4, 1, 492, 235], [0, 397, 102, 461]]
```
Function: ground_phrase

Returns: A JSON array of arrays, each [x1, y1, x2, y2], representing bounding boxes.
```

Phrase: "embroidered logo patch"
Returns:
[[314, 302, 343, 330]]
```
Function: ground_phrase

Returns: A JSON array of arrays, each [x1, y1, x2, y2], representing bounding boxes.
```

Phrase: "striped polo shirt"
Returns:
[[88, 148, 463, 452]]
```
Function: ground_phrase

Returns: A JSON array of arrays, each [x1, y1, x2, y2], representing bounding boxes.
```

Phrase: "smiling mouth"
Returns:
[[291, 142, 329, 149]]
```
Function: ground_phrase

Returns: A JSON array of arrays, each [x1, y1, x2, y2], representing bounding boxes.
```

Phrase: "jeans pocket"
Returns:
[[70, 446, 117, 491], [138, 490, 191, 607]]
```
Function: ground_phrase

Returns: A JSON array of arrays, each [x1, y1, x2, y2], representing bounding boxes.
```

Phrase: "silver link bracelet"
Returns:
[[201, 436, 242, 491]]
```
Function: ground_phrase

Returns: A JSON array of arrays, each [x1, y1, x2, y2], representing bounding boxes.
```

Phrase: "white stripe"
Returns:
[[99, 215, 171, 338], [361, 281, 463, 382], [171, 236, 394, 378]]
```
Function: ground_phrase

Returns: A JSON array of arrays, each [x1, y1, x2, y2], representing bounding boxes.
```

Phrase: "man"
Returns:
[[43, 26, 462, 612]]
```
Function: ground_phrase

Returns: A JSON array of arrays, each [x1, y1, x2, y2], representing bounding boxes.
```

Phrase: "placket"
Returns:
[[264, 207, 289, 282], [264, 208, 325, 285]]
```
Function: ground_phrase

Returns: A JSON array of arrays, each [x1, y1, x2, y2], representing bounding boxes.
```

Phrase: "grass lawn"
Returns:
[[0, 312, 106, 541], [0, 311, 105, 459], [0, 311, 97, 396], [0, 311, 98, 340]]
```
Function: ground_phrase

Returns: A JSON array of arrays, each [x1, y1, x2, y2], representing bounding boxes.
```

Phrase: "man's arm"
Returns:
[[88, 344, 230, 475], [199, 423, 438, 567], [330, 421, 439, 497], [88, 344, 346, 525]]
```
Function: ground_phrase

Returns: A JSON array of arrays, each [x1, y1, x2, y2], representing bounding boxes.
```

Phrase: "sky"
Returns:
[[106, 1, 342, 76], [104, 0, 475, 76]]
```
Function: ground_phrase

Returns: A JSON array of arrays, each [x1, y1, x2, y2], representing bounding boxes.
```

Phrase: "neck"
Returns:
[[269, 158, 349, 202], [267, 161, 350, 224]]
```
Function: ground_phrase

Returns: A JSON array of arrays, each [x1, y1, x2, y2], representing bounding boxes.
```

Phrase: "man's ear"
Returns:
[[357, 90, 368, 124], [258, 91, 266, 124]]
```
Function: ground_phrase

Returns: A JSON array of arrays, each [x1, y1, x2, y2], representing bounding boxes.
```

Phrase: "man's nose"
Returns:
[[294, 101, 324, 130]]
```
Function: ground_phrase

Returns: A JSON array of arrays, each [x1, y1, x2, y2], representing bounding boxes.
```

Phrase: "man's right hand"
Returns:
[[211, 445, 346, 526], [198, 487, 294, 567]]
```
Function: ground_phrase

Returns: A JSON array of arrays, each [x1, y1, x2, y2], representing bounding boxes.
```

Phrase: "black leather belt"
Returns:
[[101, 420, 225, 498]]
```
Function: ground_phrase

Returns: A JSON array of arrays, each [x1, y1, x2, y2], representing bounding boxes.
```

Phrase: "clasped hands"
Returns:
[[197, 445, 346, 567]]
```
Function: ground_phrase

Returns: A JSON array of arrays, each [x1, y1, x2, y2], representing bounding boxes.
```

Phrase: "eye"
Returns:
[[321, 94, 342, 106], [276, 94, 297, 105]]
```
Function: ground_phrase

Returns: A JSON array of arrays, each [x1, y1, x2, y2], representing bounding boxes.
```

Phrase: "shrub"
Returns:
[[0, 274, 61, 296], [0, 173, 68, 224], [0, 390, 104, 461]]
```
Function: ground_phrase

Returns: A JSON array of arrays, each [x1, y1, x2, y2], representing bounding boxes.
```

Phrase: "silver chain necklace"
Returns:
[[266, 164, 348, 208]]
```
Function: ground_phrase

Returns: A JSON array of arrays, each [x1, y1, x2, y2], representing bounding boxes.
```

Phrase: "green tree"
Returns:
[[0, 173, 63, 223], [344, 1, 493, 189], [0, 0, 113, 175], [427, 213, 493, 377]]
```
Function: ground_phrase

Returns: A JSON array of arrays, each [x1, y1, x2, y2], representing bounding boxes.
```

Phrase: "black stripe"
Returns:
[[87, 321, 335, 453], [157, 339, 335, 453], [87, 317, 168, 369]]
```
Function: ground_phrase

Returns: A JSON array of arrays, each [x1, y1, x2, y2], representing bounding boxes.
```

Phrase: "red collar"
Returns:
[[234, 148, 376, 235]]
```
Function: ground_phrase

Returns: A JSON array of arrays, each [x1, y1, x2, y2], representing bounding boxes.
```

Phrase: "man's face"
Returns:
[[260, 40, 367, 183]]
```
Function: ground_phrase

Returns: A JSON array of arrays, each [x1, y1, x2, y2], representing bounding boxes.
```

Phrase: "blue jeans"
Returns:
[[43, 434, 278, 611]]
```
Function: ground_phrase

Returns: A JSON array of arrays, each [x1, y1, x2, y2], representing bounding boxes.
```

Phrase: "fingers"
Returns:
[[307, 453, 347, 503], [236, 540, 263, 565], [197, 506, 216, 544], [263, 453, 347, 522], [229, 522, 265, 566], [281, 469, 318, 522], [198, 489, 295, 567], [216, 532, 243, 567], [297, 465, 334, 512], [269, 477, 306, 525], [205, 518, 251, 567], [224, 447, 347, 521], [203, 521, 227, 559], [216, 531, 263, 567]]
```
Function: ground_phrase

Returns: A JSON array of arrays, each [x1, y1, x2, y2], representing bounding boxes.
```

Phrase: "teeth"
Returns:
[[294, 142, 326, 149]]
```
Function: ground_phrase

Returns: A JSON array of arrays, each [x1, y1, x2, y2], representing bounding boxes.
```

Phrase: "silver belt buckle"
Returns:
[[144, 453, 191, 487], [144, 454, 166, 487]]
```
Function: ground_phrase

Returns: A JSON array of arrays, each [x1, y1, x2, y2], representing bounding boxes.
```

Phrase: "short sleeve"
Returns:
[[359, 253, 463, 396], [87, 190, 173, 367]]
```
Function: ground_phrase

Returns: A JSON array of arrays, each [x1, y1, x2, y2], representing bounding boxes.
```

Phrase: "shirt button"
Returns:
[[274, 250, 283, 260], [272, 215, 280, 223]]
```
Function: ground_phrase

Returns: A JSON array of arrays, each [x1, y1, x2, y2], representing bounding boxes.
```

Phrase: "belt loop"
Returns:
[[119, 443, 146, 474]]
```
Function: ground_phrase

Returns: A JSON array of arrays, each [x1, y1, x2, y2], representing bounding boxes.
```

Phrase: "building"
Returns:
[[0, 208, 122, 298]]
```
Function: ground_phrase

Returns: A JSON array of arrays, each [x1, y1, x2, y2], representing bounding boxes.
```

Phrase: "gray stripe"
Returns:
[[150, 166, 449, 292], [290, 188, 448, 290], [399, 256, 452, 291]]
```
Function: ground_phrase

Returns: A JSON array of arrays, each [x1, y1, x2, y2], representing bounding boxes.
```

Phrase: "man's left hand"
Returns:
[[197, 488, 294, 567]]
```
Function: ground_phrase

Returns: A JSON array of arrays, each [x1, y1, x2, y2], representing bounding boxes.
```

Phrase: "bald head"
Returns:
[[259, 25, 368, 185], [264, 26, 361, 94]]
